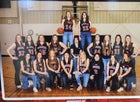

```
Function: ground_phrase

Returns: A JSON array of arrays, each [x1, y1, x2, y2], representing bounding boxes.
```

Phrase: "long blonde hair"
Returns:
[[79, 51, 87, 66]]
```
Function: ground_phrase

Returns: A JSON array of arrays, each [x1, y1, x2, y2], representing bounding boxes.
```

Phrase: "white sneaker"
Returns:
[[123, 83, 127, 87], [33, 87, 38, 92], [16, 85, 21, 88], [131, 83, 136, 88], [46, 87, 52, 92], [28, 80, 33, 87], [77, 85, 82, 91], [106, 87, 110, 92], [117, 87, 124, 92]]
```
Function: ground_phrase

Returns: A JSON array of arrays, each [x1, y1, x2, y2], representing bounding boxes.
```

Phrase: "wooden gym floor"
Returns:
[[1, 56, 140, 100]]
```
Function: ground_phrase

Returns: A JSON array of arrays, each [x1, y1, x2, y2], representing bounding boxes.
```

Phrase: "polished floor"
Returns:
[[1, 56, 140, 100]]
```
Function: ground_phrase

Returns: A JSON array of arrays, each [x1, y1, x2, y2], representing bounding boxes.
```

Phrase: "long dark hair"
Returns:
[[93, 34, 100, 49], [124, 34, 133, 51], [25, 34, 35, 47], [15, 34, 23, 46], [37, 35, 46, 45], [114, 34, 123, 46], [81, 12, 89, 23], [64, 11, 73, 20], [109, 55, 117, 66]]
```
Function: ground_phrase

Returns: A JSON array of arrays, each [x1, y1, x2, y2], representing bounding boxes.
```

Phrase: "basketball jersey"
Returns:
[[70, 43, 81, 55], [113, 43, 123, 55], [36, 60, 45, 72], [93, 42, 102, 55], [51, 42, 61, 55], [64, 19, 73, 32], [121, 60, 133, 77], [108, 63, 117, 76], [80, 20, 90, 32], [15, 43, 25, 59], [49, 58, 58, 71], [124, 43, 134, 56], [25, 43, 35, 56], [62, 60, 70, 73], [79, 59, 88, 73], [36, 43, 48, 59], [22, 60, 33, 75]]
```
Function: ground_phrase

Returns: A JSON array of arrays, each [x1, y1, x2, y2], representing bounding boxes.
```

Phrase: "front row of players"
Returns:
[[7, 34, 138, 93], [21, 50, 134, 93]]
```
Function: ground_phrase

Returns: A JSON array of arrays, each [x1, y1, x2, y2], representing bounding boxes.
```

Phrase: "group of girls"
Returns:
[[7, 11, 140, 93]]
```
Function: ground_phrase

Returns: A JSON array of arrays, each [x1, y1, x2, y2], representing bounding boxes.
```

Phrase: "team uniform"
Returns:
[[63, 19, 73, 46], [124, 43, 136, 85], [70, 43, 81, 72], [13, 43, 25, 86], [89, 59, 104, 90], [61, 60, 73, 88], [47, 58, 62, 88], [80, 20, 92, 51], [113, 43, 123, 62], [21, 60, 37, 90], [118, 60, 133, 91], [75, 59, 90, 88], [102, 44, 111, 82], [25, 43, 35, 61], [35, 59, 50, 89], [106, 63, 118, 91], [36, 43, 48, 60], [92, 42, 102, 56]]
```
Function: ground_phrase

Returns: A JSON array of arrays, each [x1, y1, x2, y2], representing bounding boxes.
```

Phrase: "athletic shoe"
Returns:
[[57, 85, 63, 89], [77, 85, 82, 91], [46, 88, 52, 92], [131, 83, 136, 88], [123, 83, 127, 87], [28, 80, 33, 88], [16, 85, 21, 88], [33, 87, 38, 93], [106, 87, 111, 92], [70, 84, 74, 90], [117, 87, 124, 92]]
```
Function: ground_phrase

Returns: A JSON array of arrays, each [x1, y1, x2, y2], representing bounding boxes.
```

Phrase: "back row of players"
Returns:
[[7, 33, 140, 93]]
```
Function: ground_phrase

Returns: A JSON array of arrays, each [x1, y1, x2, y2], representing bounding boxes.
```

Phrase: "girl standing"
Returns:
[[20, 53, 38, 92], [62, 11, 75, 47], [106, 55, 119, 92], [46, 50, 62, 89], [49, 34, 67, 60], [7, 34, 25, 88], [61, 51, 73, 90], [87, 34, 102, 57], [70, 36, 82, 73], [113, 34, 123, 63], [25, 35, 35, 61], [36, 35, 49, 60], [79, 12, 92, 51], [75, 51, 90, 91], [102, 34, 112, 83], [34, 52, 51, 91], [89, 53, 104, 90]]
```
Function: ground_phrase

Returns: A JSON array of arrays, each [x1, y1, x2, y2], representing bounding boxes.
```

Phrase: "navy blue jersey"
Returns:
[[22, 60, 33, 75], [124, 43, 134, 56], [108, 63, 117, 76], [80, 20, 90, 32], [64, 19, 73, 32], [36, 60, 45, 72], [15, 43, 25, 59], [92, 42, 102, 55], [62, 60, 71, 73], [25, 44, 35, 56]]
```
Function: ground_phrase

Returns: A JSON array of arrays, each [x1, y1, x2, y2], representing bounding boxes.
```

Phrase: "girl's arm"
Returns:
[[55, 58, 61, 73], [61, 61, 69, 75], [121, 67, 132, 78], [62, 19, 65, 29], [33, 60, 44, 75], [111, 63, 119, 77], [78, 21, 81, 40], [69, 60, 73, 74], [106, 62, 109, 76], [7, 43, 18, 60], [59, 42, 67, 55], [87, 43, 93, 57], [133, 44, 140, 57]]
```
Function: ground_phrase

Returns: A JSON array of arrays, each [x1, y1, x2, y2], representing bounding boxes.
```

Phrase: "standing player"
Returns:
[[25, 35, 35, 61], [7, 34, 25, 88], [36, 35, 49, 60], [106, 55, 119, 92], [20, 53, 38, 92], [102, 34, 112, 84], [112, 34, 123, 63], [78, 12, 92, 51], [89, 53, 104, 91], [49, 34, 67, 60], [87, 34, 102, 57], [124, 35, 140, 87], [62, 11, 75, 47]]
